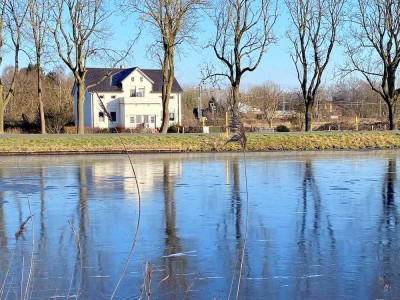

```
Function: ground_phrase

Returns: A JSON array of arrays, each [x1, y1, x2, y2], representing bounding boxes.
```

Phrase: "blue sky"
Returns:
[[117, 7, 303, 90], [1, 2, 345, 92], [116, 4, 345, 91]]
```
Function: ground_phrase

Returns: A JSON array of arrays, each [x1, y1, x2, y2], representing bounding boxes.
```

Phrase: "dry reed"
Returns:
[[67, 220, 83, 300]]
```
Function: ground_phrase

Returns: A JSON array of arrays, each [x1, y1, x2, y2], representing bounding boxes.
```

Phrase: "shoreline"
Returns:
[[1, 131, 400, 155]]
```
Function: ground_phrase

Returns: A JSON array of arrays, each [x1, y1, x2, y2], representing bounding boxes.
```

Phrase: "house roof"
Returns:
[[84, 67, 184, 93]]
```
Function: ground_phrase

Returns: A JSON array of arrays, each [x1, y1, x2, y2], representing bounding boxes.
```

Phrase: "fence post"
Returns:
[[355, 116, 359, 131]]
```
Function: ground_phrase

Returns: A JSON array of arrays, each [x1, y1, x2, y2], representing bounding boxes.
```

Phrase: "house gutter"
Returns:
[[91, 92, 94, 127]]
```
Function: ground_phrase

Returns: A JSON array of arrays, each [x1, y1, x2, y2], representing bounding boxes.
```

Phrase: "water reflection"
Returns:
[[160, 159, 191, 297], [1, 153, 400, 298], [0, 167, 6, 248], [231, 161, 242, 241], [377, 158, 400, 296], [294, 159, 337, 298]]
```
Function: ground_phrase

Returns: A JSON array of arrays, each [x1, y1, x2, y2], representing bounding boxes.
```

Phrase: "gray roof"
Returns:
[[84, 67, 184, 93]]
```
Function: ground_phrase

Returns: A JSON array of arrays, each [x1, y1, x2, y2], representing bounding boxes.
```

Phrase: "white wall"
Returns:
[[81, 68, 182, 130]]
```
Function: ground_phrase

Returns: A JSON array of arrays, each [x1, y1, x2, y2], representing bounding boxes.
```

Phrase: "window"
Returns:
[[169, 96, 174, 99], [144, 115, 149, 123], [111, 95, 116, 99], [110, 111, 116, 122], [140, 76, 143, 82], [136, 115, 142, 124], [130, 88, 136, 97], [169, 112, 175, 121], [137, 87, 145, 97], [98, 95, 104, 99], [130, 116, 135, 123], [131, 77, 134, 82], [98, 112, 104, 122], [150, 116, 155, 123]]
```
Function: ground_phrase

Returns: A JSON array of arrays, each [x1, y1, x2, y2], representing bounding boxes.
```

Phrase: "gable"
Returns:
[[120, 68, 154, 87]]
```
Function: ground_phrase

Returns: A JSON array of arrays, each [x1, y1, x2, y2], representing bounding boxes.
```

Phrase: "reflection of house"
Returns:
[[89, 159, 182, 198], [72, 67, 183, 129]]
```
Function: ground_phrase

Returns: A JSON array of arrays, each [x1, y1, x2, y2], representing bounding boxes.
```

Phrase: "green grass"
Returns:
[[1, 131, 400, 154]]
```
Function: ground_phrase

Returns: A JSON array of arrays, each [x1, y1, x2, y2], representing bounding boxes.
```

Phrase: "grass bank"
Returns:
[[1, 131, 400, 154]]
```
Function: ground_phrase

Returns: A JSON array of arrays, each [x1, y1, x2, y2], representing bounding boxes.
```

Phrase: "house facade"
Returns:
[[72, 67, 183, 130]]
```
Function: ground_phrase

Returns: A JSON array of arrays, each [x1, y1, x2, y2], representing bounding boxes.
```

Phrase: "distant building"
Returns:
[[72, 67, 183, 130]]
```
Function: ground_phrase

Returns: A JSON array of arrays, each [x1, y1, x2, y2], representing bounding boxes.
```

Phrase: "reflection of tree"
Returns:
[[38, 167, 46, 253], [162, 160, 188, 297], [294, 160, 336, 296], [232, 161, 242, 241], [0, 166, 7, 248], [230, 160, 254, 297], [78, 162, 88, 237], [76, 162, 88, 293], [377, 159, 400, 293], [382, 159, 397, 209]]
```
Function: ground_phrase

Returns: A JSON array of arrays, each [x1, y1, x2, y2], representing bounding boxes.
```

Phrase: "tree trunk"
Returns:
[[0, 104, 4, 134], [160, 49, 174, 134], [305, 101, 313, 132], [388, 102, 396, 130], [160, 92, 170, 133], [39, 91, 45, 134], [37, 61, 46, 134], [0, 84, 3, 134], [77, 81, 85, 134], [232, 84, 240, 115]]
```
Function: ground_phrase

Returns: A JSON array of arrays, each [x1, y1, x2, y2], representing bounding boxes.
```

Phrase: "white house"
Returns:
[[72, 67, 183, 130]]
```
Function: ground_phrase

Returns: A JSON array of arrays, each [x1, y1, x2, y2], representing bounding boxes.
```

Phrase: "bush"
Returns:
[[276, 125, 290, 132], [167, 124, 183, 133], [63, 126, 76, 134]]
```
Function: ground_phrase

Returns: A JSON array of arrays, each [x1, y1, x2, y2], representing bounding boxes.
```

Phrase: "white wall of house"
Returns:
[[76, 68, 182, 130]]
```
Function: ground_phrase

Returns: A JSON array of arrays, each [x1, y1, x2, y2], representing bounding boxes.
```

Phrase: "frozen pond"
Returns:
[[0, 151, 400, 299]]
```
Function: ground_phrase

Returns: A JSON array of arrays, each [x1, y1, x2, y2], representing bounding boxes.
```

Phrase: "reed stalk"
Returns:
[[67, 220, 83, 300]]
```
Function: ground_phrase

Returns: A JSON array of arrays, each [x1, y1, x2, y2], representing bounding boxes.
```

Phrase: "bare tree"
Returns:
[[344, 0, 400, 130], [51, 0, 132, 134], [28, 0, 50, 134], [285, 0, 344, 131], [247, 81, 282, 128], [0, 0, 27, 134], [207, 0, 277, 126], [127, 0, 205, 133]]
